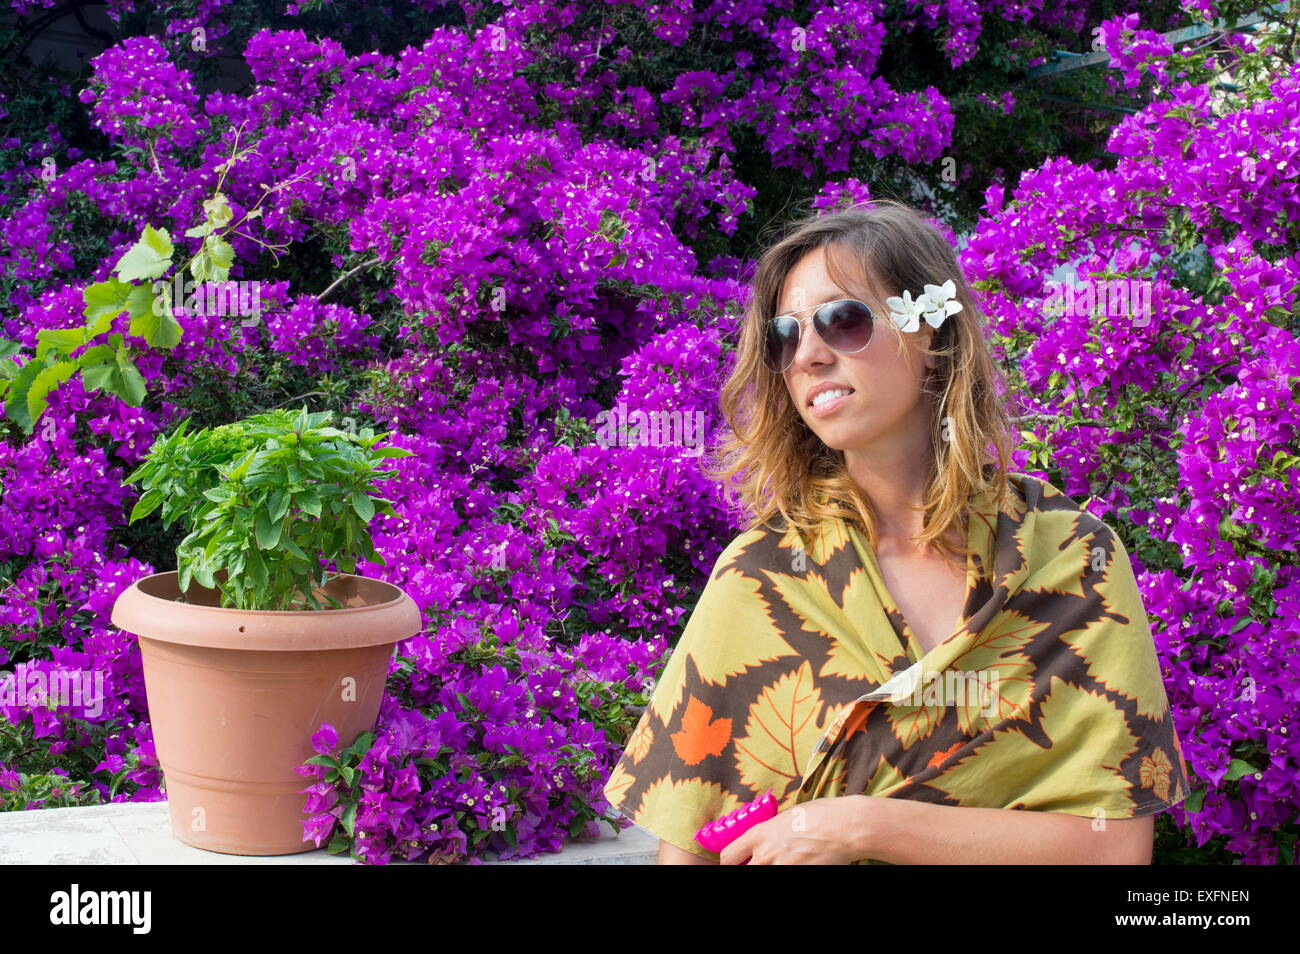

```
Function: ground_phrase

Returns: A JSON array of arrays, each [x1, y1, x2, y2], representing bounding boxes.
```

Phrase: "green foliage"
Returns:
[[1153, 810, 1235, 865], [0, 206, 223, 434], [0, 131, 282, 435], [0, 715, 150, 810], [124, 407, 414, 610]]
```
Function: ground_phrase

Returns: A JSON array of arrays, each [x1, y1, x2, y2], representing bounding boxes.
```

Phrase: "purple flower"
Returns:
[[311, 722, 339, 757]]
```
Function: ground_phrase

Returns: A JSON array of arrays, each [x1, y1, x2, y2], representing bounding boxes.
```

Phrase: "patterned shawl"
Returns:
[[602, 472, 1191, 863]]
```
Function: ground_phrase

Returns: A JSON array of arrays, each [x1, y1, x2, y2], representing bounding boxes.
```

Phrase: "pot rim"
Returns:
[[127, 570, 409, 615], [111, 570, 423, 651]]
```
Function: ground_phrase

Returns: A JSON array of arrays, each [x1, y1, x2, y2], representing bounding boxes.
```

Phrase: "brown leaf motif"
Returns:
[[1139, 747, 1173, 801]]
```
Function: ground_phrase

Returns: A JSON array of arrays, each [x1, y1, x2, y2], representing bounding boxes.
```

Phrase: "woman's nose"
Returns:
[[792, 317, 832, 369]]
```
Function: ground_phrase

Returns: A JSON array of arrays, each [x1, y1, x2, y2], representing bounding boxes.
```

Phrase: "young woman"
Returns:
[[602, 199, 1190, 865]]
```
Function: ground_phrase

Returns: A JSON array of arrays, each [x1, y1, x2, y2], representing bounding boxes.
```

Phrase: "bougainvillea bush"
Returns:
[[0, 0, 1295, 863], [965, 17, 1300, 862]]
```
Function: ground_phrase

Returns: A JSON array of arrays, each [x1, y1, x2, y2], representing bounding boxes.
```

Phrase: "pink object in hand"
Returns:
[[694, 789, 778, 862]]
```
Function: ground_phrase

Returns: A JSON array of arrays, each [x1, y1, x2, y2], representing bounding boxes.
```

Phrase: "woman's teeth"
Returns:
[[812, 388, 852, 408]]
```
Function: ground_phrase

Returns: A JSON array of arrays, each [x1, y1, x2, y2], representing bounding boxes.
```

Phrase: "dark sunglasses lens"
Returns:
[[764, 316, 800, 372], [816, 300, 874, 353]]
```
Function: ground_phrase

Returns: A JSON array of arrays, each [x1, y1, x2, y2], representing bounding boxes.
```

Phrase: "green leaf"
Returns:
[[246, 545, 268, 587], [350, 492, 375, 522], [129, 488, 164, 524], [206, 235, 235, 283], [82, 348, 146, 405], [298, 490, 322, 518], [35, 327, 87, 359], [184, 194, 232, 239], [114, 225, 174, 282], [193, 558, 216, 590], [341, 731, 375, 762], [77, 344, 114, 368], [340, 802, 357, 836], [203, 193, 233, 229], [25, 360, 77, 424], [116, 349, 147, 404], [126, 283, 182, 349], [0, 360, 45, 427], [325, 832, 351, 855], [280, 536, 309, 560], [82, 278, 135, 327], [1224, 759, 1257, 782], [79, 359, 115, 396], [255, 510, 282, 549]]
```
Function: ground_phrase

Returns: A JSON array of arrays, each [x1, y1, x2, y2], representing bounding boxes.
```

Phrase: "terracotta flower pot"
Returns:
[[111, 571, 421, 856]]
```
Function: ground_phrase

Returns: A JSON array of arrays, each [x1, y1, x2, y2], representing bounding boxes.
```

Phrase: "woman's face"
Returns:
[[775, 244, 936, 454]]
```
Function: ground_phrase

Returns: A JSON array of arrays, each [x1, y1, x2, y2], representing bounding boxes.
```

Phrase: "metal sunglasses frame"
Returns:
[[764, 298, 880, 372]]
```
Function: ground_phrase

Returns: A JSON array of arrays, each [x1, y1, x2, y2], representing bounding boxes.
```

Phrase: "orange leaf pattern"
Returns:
[[602, 473, 1192, 862], [670, 696, 732, 765]]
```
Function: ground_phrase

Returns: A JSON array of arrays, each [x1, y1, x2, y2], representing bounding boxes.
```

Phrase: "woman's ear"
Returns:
[[918, 326, 939, 371]]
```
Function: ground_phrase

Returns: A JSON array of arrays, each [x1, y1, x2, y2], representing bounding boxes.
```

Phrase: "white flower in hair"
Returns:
[[887, 279, 962, 333], [918, 279, 962, 328], [885, 289, 927, 333]]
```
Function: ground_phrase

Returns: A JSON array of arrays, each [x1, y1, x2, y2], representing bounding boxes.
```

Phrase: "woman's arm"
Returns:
[[848, 795, 1155, 864], [658, 838, 716, 864]]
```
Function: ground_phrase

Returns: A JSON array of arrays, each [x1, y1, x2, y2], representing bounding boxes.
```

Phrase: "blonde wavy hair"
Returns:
[[703, 198, 1019, 559]]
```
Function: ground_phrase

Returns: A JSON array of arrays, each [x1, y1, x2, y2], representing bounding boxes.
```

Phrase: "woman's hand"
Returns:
[[718, 795, 873, 865]]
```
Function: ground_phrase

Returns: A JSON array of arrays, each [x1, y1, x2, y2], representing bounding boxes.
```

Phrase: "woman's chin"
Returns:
[[808, 425, 870, 453]]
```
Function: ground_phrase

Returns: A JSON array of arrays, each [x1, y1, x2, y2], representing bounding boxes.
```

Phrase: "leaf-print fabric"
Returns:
[[602, 473, 1192, 862]]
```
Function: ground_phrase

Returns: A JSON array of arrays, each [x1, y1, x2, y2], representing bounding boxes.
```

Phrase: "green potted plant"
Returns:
[[110, 407, 421, 855]]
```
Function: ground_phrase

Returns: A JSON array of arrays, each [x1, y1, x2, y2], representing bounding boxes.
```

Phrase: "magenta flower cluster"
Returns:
[[964, 38, 1300, 862]]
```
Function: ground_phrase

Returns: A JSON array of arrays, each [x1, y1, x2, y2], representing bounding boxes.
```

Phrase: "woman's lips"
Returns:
[[809, 390, 854, 418]]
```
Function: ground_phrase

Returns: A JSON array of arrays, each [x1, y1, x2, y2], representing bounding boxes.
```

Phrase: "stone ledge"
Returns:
[[0, 802, 659, 865]]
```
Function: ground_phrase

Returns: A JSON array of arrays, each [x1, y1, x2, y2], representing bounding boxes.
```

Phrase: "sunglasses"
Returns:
[[762, 298, 878, 374]]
